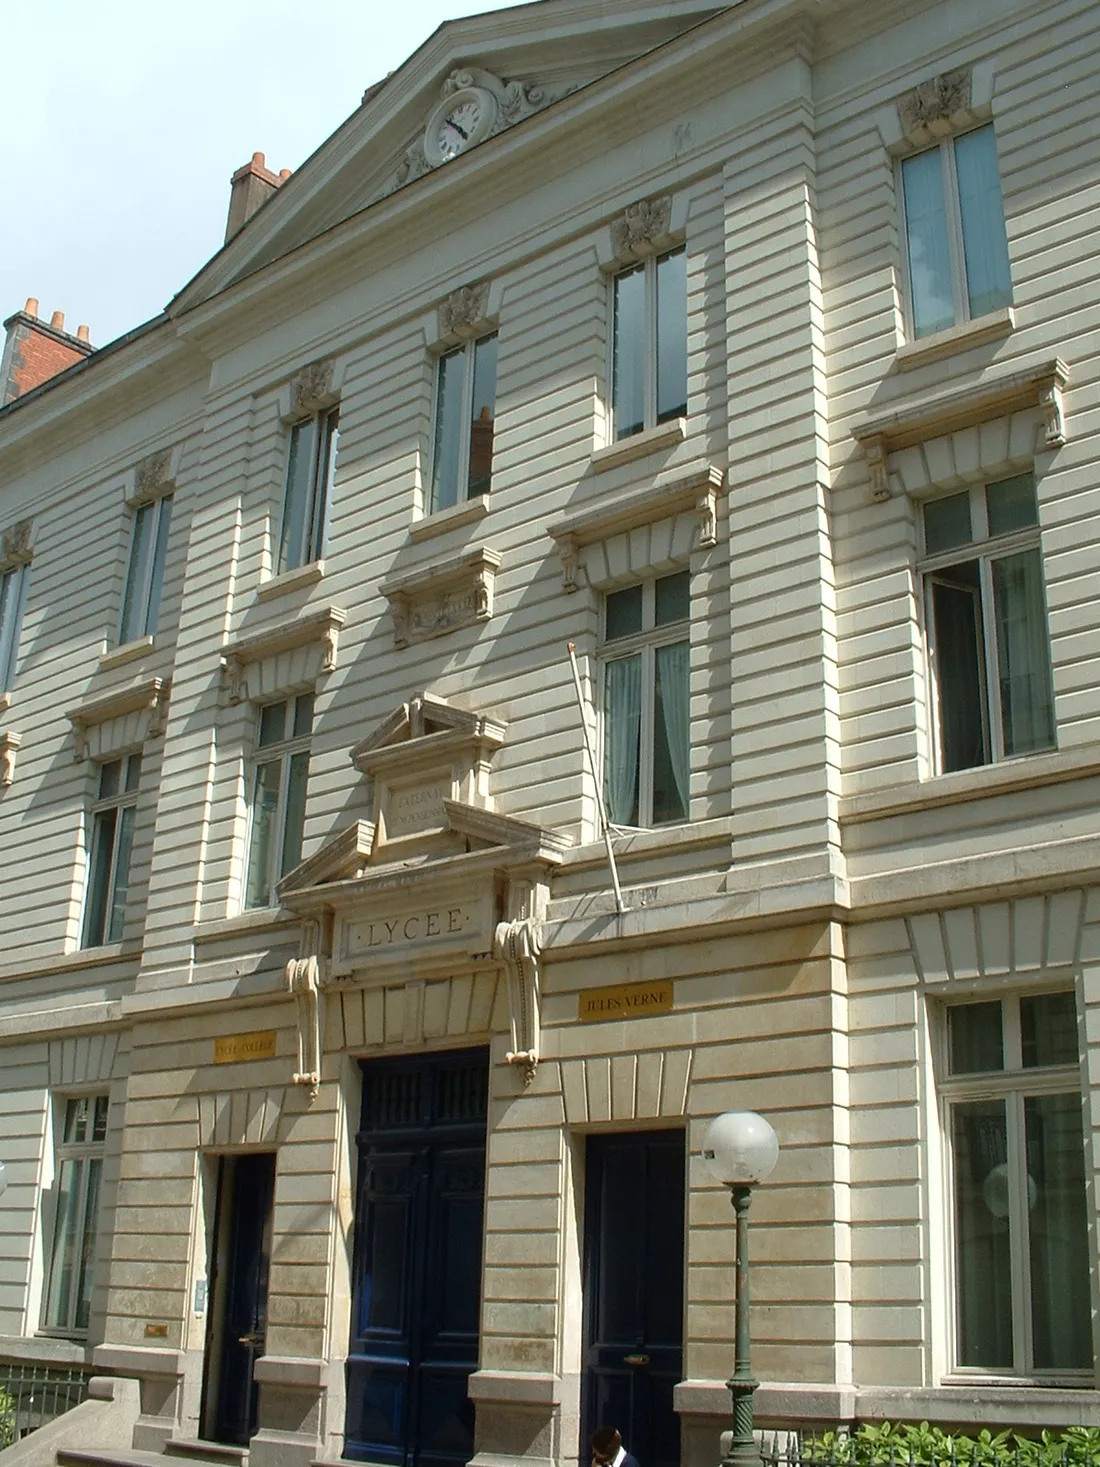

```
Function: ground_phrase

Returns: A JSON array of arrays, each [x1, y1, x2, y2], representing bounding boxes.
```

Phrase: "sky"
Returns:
[[2, 0, 534, 348]]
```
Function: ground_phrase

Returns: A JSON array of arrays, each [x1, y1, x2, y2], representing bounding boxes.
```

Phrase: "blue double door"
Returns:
[[347, 1049, 488, 1467]]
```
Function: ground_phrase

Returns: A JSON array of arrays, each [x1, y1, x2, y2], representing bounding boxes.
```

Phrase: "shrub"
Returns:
[[795, 1420, 1100, 1465]]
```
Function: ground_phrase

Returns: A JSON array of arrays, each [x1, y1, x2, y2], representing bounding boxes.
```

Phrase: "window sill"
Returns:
[[591, 417, 686, 473], [560, 815, 733, 871], [410, 496, 489, 544], [99, 635, 155, 670], [896, 307, 1015, 370], [193, 906, 299, 945], [257, 560, 325, 601]]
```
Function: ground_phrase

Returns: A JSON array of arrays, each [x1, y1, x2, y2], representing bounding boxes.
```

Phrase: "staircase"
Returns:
[[58, 1440, 248, 1467]]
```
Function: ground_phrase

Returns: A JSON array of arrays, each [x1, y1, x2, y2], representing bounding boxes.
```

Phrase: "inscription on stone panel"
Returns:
[[579, 980, 673, 1022], [385, 780, 449, 838], [336, 882, 497, 978], [346, 902, 477, 954]]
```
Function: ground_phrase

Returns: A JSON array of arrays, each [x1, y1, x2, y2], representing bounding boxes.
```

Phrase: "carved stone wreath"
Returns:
[[897, 68, 972, 138], [289, 359, 336, 418], [0, 518, 33, 568], [439, 282, 492, 340], [610, 195, 674, 263], [134, 448, 174, 499]]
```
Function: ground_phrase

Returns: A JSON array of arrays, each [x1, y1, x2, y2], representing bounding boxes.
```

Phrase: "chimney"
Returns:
[[1, 298, 94, 405], [225, 151, 291, 243]]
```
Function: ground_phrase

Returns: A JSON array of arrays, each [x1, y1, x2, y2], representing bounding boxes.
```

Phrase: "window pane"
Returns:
[[1025, 1093, 1091, 1370], [467, 335, 497, 497], [106, 803, 136, 943], [952, 1100, 1013, 1368], [45, 1157, 84, 1329], [92, 1096, 110, 1143], [124, 754, 143, 793], [929, 566, 988, 772], [83, 808, 118, 947], [986, 474, 1037, 538], [955, 125, 1013, 320], [431, 348, 466, 513], [258, 700, 288, 748], [605, 584, 643, 642], [923, 492, 973, 555], [604, 654, 641, 826], [991, 548, 1055, 757], [293, 692, 315, 738], [143, 495, 173, 638], [655, 571, 690, 626], [279, 417, 318, 573], [653, 640, 689, 824], [64, 1098, 88, 1145], [949, 1001, 1004, 1074], [74, 1156, 102, 1332], [98, 759, 122, 800], [280, 751, 310, 878], [902, 147, 955, 337], [1021, 991, 1077, 1069], [656, 248, 687, 424], [119, 502, 154, 644], [307, 410, 338, 563], [612, 264, 646, 440], [245, 760, 282, 908]]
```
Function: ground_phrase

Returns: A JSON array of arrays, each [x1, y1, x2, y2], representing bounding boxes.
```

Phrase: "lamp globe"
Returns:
[[702, 1111, 779, 1187]]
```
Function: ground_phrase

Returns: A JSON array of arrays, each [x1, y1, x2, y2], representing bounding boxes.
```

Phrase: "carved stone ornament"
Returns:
[[897, 67, 972, 137], [134, 448, 174, 499], [439, 282, 491, 340], [493, 916, 542, 1086], [0, 731, 21, 789], [0, 518, 33, 568], [289, 359, 335, 418], [610, 195, 674, 262], [286, 951, 322, 1099], [380, 547, 500, 649]]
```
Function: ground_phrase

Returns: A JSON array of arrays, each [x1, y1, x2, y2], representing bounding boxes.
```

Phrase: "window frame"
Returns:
[[243, 692, 313, 910], [428, 332, 498, 515], [118, 492, 173, 645], [898, 122, 1012, 340], [938, 992, 1091, 1382], [0, 560, 29, 693], [41, 1093, 109, 1338], [277, 405, 339, 575], [607, 245, 688, 443], [919, 476, 1055, 773], [81, 753, 142, 948], [599, 572, 691, 830]]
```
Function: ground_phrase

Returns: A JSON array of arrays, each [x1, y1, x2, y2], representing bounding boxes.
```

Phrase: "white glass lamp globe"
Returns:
[[702, 1111, 779, 1186]]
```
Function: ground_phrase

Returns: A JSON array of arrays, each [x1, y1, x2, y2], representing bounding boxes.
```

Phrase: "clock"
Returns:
[[424, 87, 498, 167]]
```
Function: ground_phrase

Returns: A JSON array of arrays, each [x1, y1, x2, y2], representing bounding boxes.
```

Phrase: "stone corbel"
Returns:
[[286, 920, 327, 1099], [696, 481, 719, 547], [0, 731, 21, 788], [863, 437, 890, 503], [557, 534, 580, 594], [494, 916, 542, 1087], [1038, 372, 1066, 449]]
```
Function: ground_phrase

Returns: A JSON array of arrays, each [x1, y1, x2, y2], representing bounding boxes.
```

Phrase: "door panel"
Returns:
[[584, 1132, 684, 1467]]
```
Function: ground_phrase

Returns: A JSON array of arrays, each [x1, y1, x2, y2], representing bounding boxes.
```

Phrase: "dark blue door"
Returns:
[[347, 1050, 488, 1467], [583, 1132, 684, 1467]]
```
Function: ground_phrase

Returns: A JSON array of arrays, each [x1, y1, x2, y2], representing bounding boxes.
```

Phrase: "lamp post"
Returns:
[[702, 1111, 779, 1467]]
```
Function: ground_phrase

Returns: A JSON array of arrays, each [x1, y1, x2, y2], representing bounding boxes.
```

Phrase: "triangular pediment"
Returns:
[[169, 0, 725, 314]]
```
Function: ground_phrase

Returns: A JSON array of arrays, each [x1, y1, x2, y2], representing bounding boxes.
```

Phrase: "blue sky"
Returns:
[[2, 1, 532, 347]]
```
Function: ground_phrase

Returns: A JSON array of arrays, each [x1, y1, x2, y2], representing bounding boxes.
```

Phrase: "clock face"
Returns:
[[436, 98, 482, 161]]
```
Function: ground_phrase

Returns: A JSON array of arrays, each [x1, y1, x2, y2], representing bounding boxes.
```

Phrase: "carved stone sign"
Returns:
[[383, 779, 450, 839], [381, 547, 500, 648], [333, 877, 497, 978]]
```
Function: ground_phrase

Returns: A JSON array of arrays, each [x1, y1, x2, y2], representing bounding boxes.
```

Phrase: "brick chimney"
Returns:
[[225, 152, 292, 242], [1, 298, 94, 405]]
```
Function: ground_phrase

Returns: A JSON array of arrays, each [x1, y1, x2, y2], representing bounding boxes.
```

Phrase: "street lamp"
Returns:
[[702, 1111, 779, 1467]]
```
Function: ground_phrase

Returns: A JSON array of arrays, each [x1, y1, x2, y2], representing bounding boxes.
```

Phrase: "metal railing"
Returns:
[[759, 1439, 1099, 1466], [0, 1363, 91, 1446]]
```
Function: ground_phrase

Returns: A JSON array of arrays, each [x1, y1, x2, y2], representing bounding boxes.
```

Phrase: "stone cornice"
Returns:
[[219, 605, 346, 702], [66, 677, 171, 761]]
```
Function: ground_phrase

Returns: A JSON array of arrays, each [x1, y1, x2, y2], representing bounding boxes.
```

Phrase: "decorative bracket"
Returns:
[[494, 916, 542, 1087], [0, 518, 33, 568], [67, 677, 170, 762], [380, 547, 500, 648], [286, 920, 327, 1099], [288, 359, 336, 419], [0, 730, 21, 788], [439, 281, 492, 342], [610, 195, 674, 264], [220, 605, 346, 704]]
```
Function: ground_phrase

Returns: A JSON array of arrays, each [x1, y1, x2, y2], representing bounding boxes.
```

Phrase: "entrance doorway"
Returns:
[[347, 1048, 489, 1467], [583, 1131, 684, 1467], [201, 1152, 276, 1445]]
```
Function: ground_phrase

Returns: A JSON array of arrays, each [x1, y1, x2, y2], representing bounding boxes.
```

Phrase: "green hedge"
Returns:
[[0, 1385, 15, 1449], [795, 1421, 1100, 1465]]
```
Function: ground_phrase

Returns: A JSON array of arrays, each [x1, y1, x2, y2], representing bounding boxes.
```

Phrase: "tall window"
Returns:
[[611, 247, 687, 441], [943, 993, 1091, 1376], [901, 123, 1012, 338], [43, 1094, 109, 1335], [119, 494, 173, 644], [922, 474, 1054, 774], [82, 754, 141, 947], [278, 407, 338, 573], [430, 335, 497, 513], [602, 571, 690, 827], [244, 692, 313, 908], [0, 561, 29, 692]]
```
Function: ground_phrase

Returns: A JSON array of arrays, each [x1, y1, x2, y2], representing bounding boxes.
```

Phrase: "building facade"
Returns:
[[1, 1, 1099, 1465]]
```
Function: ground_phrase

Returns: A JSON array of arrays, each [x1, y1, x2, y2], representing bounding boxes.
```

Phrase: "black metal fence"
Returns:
[[0, 1362, 91, 1446], [759, 1441, 1098, 1466]]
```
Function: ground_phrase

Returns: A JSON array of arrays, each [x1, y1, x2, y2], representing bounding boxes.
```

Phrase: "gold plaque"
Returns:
[[578, 980, 674, 1023], [144, 1322, 169, 1339], [214, 1031, 278, 1064]]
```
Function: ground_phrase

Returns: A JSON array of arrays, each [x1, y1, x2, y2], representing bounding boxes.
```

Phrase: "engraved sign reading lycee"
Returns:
[[578, 980, 674, 1023], [346, 902, 475, 954]]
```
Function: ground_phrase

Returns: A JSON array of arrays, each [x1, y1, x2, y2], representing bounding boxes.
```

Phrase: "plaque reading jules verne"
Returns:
[[578, 980, 674, 1022]]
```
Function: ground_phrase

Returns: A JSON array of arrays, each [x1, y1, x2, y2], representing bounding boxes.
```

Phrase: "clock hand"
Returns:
[[448, 119, 470, 140]]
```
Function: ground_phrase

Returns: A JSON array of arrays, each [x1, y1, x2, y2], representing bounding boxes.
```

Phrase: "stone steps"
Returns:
[[58, 1440, 248, 1467]]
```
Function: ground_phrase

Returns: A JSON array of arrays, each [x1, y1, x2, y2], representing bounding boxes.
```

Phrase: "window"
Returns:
[[921, 474, 1054, 774], [430, 335, 497, 513], [82, 754, 141, 947], [244, 692, 313, 908], [43, 1094, 109, 1335], [602, 571, 690, 827], [278, 407, 338, 573], [611, 247, 687, 441], [943, 993, 1091, 1376], [0, 561, 29, 692], [901, 123, 1012, 339], [119, 494, 173, 644]]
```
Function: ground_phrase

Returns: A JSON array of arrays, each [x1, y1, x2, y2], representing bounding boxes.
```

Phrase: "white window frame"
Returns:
[[599, 573, 691, 829], [277, 406, 339, 574], [920, 477, 1055, 771], [243, 693, 313, 910], [41, 1093, 109, 1337], [898, 124, 1012, 338], [0, 560, 29, 693], [118, 492, 173, 645], [939, 992, 1090, 1382], [607, 246, 687, 442], [428, 333, 498, 514], [81, 753, 142, 948]]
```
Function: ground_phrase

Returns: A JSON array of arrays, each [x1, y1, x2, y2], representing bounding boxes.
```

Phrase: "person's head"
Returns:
[[590, 1428, 622, 1464]]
